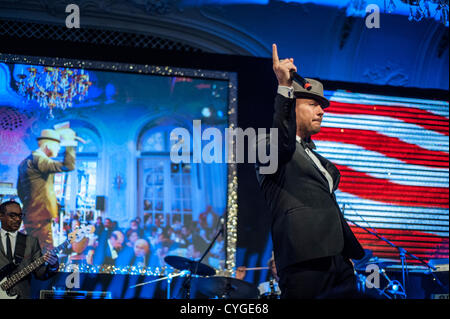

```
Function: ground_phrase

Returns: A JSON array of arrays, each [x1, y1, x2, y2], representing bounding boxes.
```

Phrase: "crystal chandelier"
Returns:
[[15, 66, 92, 119]]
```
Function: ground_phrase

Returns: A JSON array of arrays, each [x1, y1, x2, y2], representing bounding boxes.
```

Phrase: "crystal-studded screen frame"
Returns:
[[0, 52, 238, 277]]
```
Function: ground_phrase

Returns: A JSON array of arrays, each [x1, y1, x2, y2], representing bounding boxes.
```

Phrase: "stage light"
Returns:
[[217, 110, 224, 118], [201, 107, 212, 117]]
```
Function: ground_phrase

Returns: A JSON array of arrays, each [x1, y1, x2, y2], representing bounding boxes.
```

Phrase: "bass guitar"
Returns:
[[0, 224, 94, 299]]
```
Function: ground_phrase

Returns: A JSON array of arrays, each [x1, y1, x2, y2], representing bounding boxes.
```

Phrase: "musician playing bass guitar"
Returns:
[[0, 200, 59, 299]]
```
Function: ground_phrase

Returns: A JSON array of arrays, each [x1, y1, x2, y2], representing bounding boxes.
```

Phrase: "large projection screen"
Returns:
[[0, 53, 238, 277]]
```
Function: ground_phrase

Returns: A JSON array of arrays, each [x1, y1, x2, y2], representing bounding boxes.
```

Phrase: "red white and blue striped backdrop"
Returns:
[[315, 90, 449, 265]]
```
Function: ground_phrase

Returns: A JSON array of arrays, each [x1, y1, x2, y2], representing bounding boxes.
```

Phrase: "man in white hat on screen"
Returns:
[[17, 127, 79, 251]]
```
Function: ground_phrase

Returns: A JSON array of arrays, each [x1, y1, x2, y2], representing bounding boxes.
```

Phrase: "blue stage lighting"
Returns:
[[202, 107, 212, 117]]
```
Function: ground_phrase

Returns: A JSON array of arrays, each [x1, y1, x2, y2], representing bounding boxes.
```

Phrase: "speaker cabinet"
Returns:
[[95, 196, 106, 211]]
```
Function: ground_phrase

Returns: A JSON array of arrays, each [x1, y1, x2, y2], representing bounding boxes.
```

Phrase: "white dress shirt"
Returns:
[[1, 228, 18, 257], [107, 239, 118, 259], [296, 136, 334, 193]]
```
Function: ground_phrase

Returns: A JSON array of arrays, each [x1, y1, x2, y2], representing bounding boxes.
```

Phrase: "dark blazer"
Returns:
[[93, 234, 118, 265], [256, 94, 364, 273], [17, 147, 76, 223], [115, 246, 150, 268], [0, 233, 58, 299]]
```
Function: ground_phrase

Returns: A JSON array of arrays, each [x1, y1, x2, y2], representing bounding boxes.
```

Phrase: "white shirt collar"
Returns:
[[1, 228, 18, 238], [296, 135, 302, 144]]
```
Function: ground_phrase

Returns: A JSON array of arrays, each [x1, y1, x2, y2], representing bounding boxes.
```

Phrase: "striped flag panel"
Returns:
[[315, 90, 449, 265]]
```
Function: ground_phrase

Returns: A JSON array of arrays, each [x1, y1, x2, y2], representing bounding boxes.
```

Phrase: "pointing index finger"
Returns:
[[272, 43, 279, 65]]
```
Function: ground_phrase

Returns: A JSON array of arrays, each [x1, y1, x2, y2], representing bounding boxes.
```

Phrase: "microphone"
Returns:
[[290, 70, 312, 91], [219, 217, 225, 234]]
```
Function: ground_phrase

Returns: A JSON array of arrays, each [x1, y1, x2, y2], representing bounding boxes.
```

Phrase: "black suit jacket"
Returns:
[[256, 94, 364, 273], [0, 233, 58, 299], [93, 232, 117, 265], [115, 246, 150, 268]]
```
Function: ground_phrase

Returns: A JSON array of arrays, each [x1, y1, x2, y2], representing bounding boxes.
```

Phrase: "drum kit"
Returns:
[[352, 249, 446, 299], [344, 206, 446, 299], [352, 250, 407, 299], [129, 204, 448, 299], [130, 251, 445, 299], [129, 216, 278, 299], [129, 255, 265, 299]]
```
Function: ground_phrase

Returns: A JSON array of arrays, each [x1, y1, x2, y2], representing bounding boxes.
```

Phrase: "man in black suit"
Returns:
[[0, 200, 59, 299], [255, 44, 364, 298], [93, 230, 124, 265]]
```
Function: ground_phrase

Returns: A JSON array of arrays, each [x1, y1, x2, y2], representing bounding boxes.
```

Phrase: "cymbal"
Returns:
[[164, 255, 216, 277], [367, 257, 398, 264], [191, 276, 259, 299]]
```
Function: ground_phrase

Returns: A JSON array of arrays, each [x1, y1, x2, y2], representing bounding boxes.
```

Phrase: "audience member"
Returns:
[[124, 230, 139, 248], [93, 230, 124, 265], [94, 216, 104, 236], [50, 208, 225, 271]]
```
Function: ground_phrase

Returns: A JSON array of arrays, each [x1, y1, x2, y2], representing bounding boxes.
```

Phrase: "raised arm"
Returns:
[[34, 146, 76, 174], [271, 44, 298, 166]]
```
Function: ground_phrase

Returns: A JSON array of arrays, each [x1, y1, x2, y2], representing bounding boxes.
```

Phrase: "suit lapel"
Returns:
[[0, 237, 6, 260], [295, 144, 330, 190], [14, 232, 27, 264], [312, 150, 341, 192], [294, 142, 341, 192], [0, 238, 6, 257], [0, 233, 11, 264]]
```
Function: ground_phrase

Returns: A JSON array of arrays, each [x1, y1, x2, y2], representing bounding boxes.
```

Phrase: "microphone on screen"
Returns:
[[290, 70, 312, 91], [219, 217, 226, 234]]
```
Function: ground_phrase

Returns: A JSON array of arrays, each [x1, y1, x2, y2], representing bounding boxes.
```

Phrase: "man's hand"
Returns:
[[43, 251, 59, 267], [272, 43, 297, 87], [57, 128, 86, 146], [57, 127, 76, 141]]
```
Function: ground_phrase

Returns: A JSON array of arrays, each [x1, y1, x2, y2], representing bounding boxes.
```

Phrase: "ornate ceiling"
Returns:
[[0, 0, 448, 89]]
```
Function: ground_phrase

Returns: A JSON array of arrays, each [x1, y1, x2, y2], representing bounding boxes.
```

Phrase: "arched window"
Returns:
[[53, 121, 101, 236], [137, 118, 227, 270], [137, 122, 195, 228]]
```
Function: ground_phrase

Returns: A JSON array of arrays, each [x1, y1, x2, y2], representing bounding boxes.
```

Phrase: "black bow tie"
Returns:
[[300, 138, 316, 150]]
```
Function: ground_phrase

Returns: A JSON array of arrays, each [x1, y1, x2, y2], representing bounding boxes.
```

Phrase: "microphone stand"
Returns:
[[344, 214, 445, 297], [182, 219, 224, 299]]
